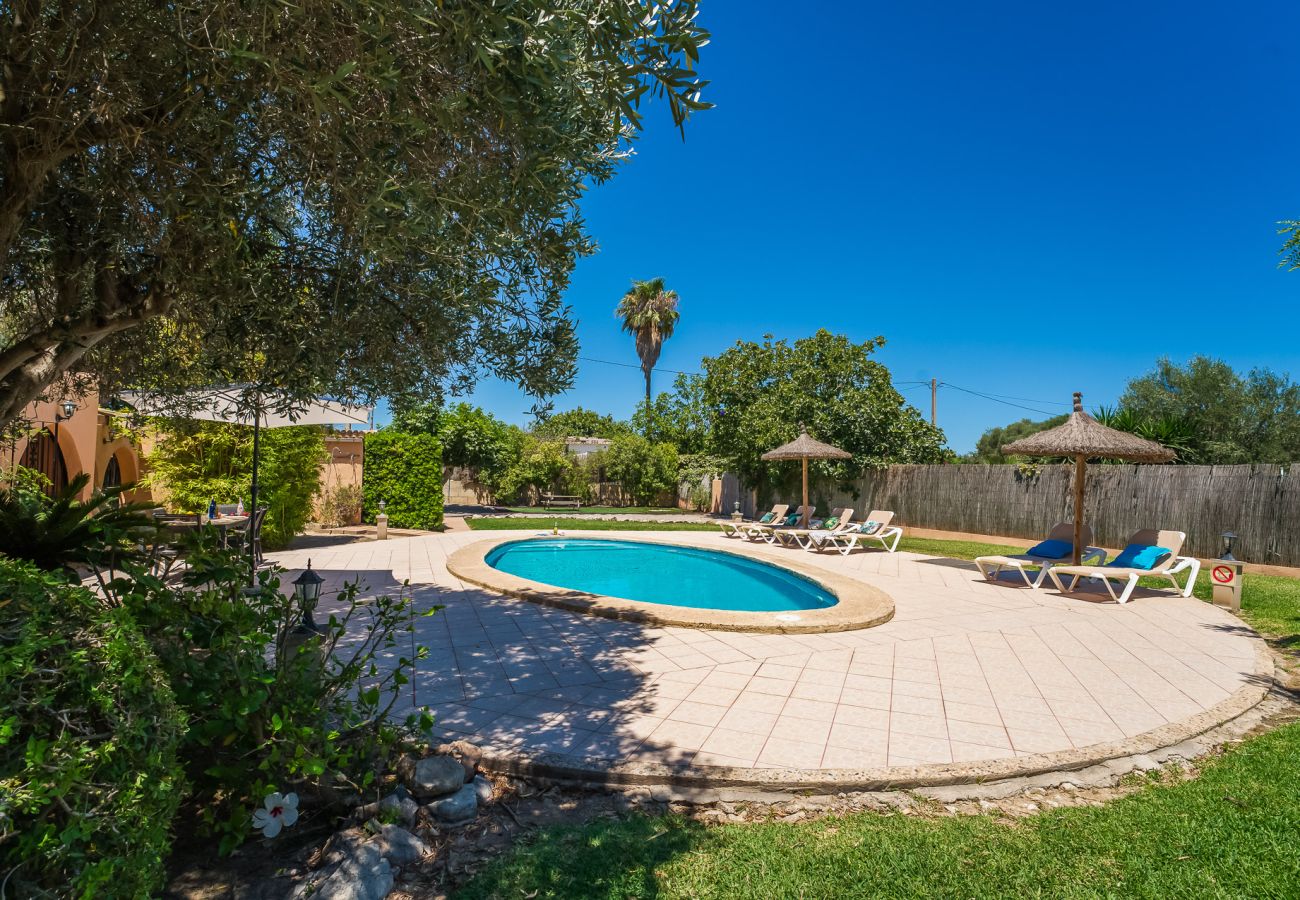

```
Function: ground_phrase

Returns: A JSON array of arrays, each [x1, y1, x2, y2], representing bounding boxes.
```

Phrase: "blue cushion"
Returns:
[[759, 512, 775, 524], [861, 521, 880, 535], [1110, 544, 1172, 570], [784, 513, 801, 526], [1027, 539, 1073, 559]]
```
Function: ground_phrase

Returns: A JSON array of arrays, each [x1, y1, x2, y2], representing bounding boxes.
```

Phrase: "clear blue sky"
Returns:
[[426, 0, 1300, 453]]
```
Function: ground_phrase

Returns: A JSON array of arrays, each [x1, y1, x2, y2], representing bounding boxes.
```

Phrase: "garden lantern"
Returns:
[[1221, 531, 1238, 561], [292, 559, 326, 633]]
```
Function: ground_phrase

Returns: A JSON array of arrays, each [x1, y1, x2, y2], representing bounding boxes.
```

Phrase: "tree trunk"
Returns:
[[0, 280, 170, 428]]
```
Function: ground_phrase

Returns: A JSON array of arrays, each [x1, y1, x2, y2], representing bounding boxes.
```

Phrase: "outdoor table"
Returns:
[[163, 515, 250, 548], [207, 515, 250, 548]]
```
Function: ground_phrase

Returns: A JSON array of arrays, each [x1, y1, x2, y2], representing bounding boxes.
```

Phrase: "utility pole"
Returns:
[[930, 378, 937, 426]]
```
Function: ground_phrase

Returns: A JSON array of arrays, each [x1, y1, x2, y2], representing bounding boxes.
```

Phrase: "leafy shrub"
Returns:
[[390, 401, 526, 501], [0, 471, 157, 576], [121, 539, 436, 852], [603, 434, 679, 506], [495, 435, 585, 504], [0, 558, 186, 898], [144, 421, 327, 549], [362, 430, 444, 529], [318, 482, 363, 527]]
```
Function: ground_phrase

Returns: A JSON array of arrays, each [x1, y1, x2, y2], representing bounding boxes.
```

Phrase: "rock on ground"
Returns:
[[428, 783, 478, 824], [289, 841, 392, 900], [375, 824, 429, 867], [407, 755, 466, 800]]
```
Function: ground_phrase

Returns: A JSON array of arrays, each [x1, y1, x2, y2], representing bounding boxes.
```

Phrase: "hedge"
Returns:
[[362, 429, 444, 529], [0, 558, 187, 898]]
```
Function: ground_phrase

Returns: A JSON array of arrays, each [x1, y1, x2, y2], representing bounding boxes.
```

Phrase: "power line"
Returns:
[[576, 355, 702, 377], [937, 382, 1061, 417]]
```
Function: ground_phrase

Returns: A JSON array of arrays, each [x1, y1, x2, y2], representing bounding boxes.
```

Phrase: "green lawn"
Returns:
[[457, 723, 1300, 899], [456, 527, 1300, 899]]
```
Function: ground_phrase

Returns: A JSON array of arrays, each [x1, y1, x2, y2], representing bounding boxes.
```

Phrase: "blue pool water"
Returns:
[[484, 538, 838, 612]]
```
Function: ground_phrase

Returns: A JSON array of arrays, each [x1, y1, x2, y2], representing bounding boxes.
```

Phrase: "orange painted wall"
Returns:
[[7, 388, 149, 502]]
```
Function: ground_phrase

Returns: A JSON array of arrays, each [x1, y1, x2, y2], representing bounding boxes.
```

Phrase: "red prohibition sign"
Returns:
[[1212, 565, 1234, 584]]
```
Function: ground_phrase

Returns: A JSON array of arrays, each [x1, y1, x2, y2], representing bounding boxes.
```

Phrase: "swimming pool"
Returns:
[[484, 538, 838, 612]]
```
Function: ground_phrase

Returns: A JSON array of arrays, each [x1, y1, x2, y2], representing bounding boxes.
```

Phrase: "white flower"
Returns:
[[251, 791, 299, 838]]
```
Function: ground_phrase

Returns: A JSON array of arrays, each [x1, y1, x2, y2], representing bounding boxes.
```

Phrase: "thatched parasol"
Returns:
[[1003, 392, 1174, 564], [761, 426, 852, 526]]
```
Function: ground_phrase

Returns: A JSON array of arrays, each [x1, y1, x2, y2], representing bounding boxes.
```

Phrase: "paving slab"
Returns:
[[268, 528, 1272, 790]]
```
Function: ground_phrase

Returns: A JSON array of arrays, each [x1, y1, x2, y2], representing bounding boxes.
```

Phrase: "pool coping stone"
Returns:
[[446, 533, 896, 634]]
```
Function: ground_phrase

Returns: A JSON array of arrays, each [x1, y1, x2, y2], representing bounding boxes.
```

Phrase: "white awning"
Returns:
[[118, 387, 371, 428]]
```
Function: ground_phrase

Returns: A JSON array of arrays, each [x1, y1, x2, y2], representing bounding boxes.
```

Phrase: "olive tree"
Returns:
[[0, 0, 710, 425], [702, 330, 948, 490]]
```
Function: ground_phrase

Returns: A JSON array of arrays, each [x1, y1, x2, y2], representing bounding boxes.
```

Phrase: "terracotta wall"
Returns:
[[318, 432, 365, 523], [7, 388, 149, 502]]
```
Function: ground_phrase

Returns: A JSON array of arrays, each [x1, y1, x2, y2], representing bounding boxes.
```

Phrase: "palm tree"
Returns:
[[616, 278, 680, 407]]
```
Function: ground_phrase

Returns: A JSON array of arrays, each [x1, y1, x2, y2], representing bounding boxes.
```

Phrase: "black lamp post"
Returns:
[[292, 560, 326, 634], [1221, 531, 1238, 561]]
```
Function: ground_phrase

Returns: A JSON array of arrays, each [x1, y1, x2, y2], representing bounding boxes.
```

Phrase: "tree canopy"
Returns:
[[633, 373, 710, 454], [1119, 356, 1300, 464], [532, 407, 631, 440], [967, 415, 1069, 463], [0, 1, 711, 426], [701, 331, 948, 490]]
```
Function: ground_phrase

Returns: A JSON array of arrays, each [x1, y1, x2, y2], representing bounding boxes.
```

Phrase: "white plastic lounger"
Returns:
[[720, 503, 788, 539], [777, 508, 855, 549], [1047, 529, 1202, 605], [825, 510, 902, 554], [975, 522, 1104, 589], [746, 506, 814, 543]]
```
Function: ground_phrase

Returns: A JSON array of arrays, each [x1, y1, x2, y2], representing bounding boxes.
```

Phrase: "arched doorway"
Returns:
[[103, 454, 122, 490], [20, 429, 68, 495]]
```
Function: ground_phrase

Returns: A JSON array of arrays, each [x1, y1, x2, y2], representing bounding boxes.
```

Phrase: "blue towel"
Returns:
[[1027, 539, 1073, 558], [1110, 544, 1172, 570]]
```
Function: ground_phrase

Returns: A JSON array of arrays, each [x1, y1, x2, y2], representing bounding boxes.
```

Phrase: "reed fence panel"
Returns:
[[775, 463, 1297, 565]]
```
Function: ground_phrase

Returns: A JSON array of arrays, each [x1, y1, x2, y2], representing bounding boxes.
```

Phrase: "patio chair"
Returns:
[[149, 511, 199, 578], [745, 506, 815, 543], [1046, 529, 1202, 605], [247, 506, 269, 568], [823, 510, 902, 554], [975, 522, 1105, 588], [777, 508, 856, 549], [720, 503, 789, 538]]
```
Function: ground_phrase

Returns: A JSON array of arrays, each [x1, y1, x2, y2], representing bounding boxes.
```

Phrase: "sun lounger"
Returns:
[[779, 508, 856, 549], [975, 522, 1105, 588], [823, 510, 902, 554], [720, 503, 789, 539], [746, 506, 814, 543], [1047, 529, 1202, 604]]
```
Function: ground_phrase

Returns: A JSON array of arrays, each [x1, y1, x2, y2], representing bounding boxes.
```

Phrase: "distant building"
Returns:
[[562, 436, 612, 459]]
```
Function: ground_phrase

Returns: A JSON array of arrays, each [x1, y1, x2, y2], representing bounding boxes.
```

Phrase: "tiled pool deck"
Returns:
[[270, 530, 1267, 777]]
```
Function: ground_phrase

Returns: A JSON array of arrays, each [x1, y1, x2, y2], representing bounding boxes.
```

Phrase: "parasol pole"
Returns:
[[801, 457, 810, 527], [1073, 454, 1086, 565]]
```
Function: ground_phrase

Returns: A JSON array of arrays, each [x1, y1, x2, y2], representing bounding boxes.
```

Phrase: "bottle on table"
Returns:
[[207, 499, 217, 521]]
